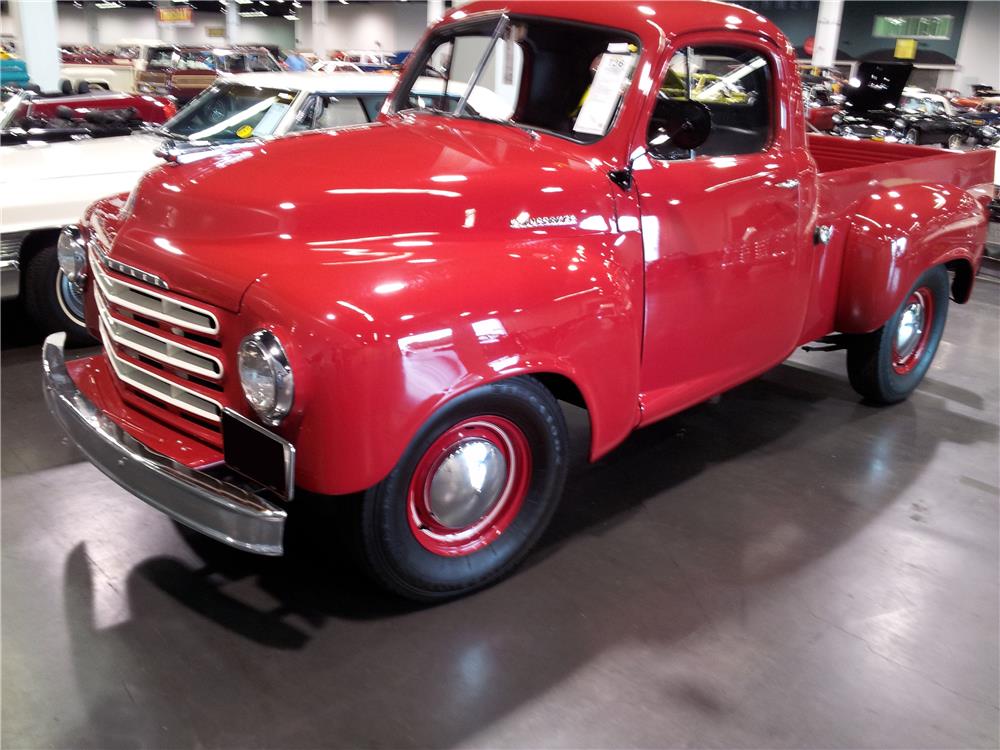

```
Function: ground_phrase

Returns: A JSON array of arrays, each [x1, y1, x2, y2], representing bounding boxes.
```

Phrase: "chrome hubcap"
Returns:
[[428, 438, 508, 529], [896, 298, 926, 361]]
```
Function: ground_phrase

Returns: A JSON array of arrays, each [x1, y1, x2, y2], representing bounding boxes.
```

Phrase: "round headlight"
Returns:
[[237, 330, 294, 426], [57, 225, 87, 284]]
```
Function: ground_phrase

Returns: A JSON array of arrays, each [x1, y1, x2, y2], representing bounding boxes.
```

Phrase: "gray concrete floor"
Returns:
[[2, 281, 998, 749]]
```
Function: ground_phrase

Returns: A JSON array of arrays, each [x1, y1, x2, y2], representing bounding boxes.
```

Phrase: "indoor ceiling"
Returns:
[[52, 0, 423, 17]]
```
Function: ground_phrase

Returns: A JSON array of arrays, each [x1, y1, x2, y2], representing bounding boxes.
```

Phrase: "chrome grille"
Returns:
[[99, 317, 223, 422], [94, 291, 223, 380], [90, 245, 226, 426], [1, 231, 26, 262], [90, 246, 218, 334]]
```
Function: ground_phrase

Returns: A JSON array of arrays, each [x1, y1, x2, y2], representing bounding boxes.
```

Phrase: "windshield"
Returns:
[[392, 15, 640, 142], [902, 96, 945, 115], [161, 83, 297, 142], [149, 48, 215, 70]]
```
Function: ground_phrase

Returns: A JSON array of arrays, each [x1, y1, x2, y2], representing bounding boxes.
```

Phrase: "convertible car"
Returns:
[[1, 89, 175, 146]]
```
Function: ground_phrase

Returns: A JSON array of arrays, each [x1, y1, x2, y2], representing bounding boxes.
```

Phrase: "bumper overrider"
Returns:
[[42, 332, 287, 555]]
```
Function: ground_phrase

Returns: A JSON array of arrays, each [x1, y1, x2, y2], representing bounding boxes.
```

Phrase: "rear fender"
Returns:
[[835, 183, 986, 333]]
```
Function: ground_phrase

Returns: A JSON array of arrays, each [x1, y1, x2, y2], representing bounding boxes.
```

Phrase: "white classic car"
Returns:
[[1, 71, 504, 342]]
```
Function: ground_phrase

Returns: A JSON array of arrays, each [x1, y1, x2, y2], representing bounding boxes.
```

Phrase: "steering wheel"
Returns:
[[194, 96, 234, 127]]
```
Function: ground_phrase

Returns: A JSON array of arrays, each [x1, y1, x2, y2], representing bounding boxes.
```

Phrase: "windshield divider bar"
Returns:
[[454, 13, 510, 117]]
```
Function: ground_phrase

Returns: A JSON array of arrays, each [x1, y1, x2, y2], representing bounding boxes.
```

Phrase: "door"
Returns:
[[635, 40, 814, 421]]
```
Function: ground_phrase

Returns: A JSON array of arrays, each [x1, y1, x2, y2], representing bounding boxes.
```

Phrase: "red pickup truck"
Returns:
[[44, 1, 994, 601]]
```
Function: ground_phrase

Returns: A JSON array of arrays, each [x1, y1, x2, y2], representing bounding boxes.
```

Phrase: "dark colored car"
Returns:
[[833, 63, 969, 149], [958, 107, 1000, 146]]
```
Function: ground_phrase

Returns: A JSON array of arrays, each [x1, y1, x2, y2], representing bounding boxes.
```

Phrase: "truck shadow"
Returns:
[[55, 358, 998, 748]]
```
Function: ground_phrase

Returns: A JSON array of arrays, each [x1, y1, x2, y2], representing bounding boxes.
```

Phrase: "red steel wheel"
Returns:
[[891, 287, 934, 375], [846, 265, 949, 405], [406, 416, 532, 557]]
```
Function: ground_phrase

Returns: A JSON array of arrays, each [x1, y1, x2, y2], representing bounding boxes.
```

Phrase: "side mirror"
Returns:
[[648, 98, 712, 156]]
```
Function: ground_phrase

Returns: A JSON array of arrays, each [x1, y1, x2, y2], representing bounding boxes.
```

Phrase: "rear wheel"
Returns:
[[358, 377, 569, 601], [846, 265, 949, 404], [23, 242, 95, 347]]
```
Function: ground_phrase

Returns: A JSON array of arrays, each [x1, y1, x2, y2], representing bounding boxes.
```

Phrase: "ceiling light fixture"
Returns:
[[239, 9, 267, 16], [95, 1, 124, 8], [284, 13, 298, 20]]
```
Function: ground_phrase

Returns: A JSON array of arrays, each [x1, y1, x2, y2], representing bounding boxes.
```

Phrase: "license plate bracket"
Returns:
[[221, 408, 295, 500]]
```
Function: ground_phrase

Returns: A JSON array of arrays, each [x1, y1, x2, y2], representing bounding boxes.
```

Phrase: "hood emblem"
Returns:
[[510, 212, 578, 230], [99, 248, 169, 290]]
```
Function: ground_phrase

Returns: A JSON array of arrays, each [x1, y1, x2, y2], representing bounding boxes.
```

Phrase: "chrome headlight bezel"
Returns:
[[237, 330, 294, 426], [56, 225, 87, 285]]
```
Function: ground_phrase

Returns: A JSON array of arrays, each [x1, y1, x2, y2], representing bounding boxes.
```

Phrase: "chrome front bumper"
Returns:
[[42, 332, 287, 555]]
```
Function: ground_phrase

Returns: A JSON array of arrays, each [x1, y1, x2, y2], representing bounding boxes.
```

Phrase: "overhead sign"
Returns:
[[894, 38, 918, 60], [206, 26, 226, 39], [157, 6, 193, 27]]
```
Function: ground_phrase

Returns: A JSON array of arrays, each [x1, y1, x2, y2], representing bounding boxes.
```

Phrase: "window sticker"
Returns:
[[236, 124, 254, 139], [252, 101, 290, 136], [573, 50, 635, 136]]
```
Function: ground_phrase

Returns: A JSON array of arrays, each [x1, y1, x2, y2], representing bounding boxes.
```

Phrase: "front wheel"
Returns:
[[23, 242, 95, 347], [846, 265, 949, 404], [359, 377, 569, 601], [946, 132, 964, 150], [905, 128, 921, 145]]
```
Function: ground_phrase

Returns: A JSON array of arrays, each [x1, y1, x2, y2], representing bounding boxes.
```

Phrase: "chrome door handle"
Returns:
[[775, 179, 800, 189]]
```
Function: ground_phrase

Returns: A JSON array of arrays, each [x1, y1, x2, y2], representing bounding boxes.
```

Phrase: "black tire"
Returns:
[[905, 128, 921, 145], [946, 133, 964, 150], [22, 242, 95, 348], [359, 376, 569, 601], [846, 265, 949, 405]]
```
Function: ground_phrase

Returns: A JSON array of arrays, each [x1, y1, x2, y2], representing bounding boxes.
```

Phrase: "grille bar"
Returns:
[[95, 291, 223, 380], [99, 318, 222, 423], [90, 248, 219, 334]]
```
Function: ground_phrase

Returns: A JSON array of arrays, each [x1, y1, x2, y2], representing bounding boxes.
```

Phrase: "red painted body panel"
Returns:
[[24, 92, 174, 124], [806, 104, 839, 132], [69, 1, 993, 499]]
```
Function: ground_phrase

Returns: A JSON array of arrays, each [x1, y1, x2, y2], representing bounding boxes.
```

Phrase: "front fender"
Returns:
[[241, 232, 645, 496], [835, 182, 986, 333]]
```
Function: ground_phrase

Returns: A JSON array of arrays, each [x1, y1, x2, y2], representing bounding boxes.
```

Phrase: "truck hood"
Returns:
[[108, 116, 618, 310]]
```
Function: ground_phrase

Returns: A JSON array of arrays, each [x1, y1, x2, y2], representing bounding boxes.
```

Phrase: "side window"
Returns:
[[649, 45, 772, 160], [359, 94, 387, 121], [291, 95, 368, 132]]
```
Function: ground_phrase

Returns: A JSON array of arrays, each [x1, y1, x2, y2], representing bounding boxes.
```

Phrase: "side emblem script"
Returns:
[[510, 212, 578, 230]]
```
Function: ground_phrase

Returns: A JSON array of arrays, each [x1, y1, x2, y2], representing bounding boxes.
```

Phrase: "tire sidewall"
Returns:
[[23, 243, 93, 347], [362, 378, 568, 599], [875, 267, 949, 401]]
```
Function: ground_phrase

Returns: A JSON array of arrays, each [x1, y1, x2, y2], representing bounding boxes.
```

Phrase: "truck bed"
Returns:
[[809, 133, 995, 224], [800, 134, 995, 344]]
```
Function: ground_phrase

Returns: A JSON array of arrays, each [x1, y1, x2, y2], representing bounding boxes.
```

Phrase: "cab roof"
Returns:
[[446, 1, 786, 50]]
